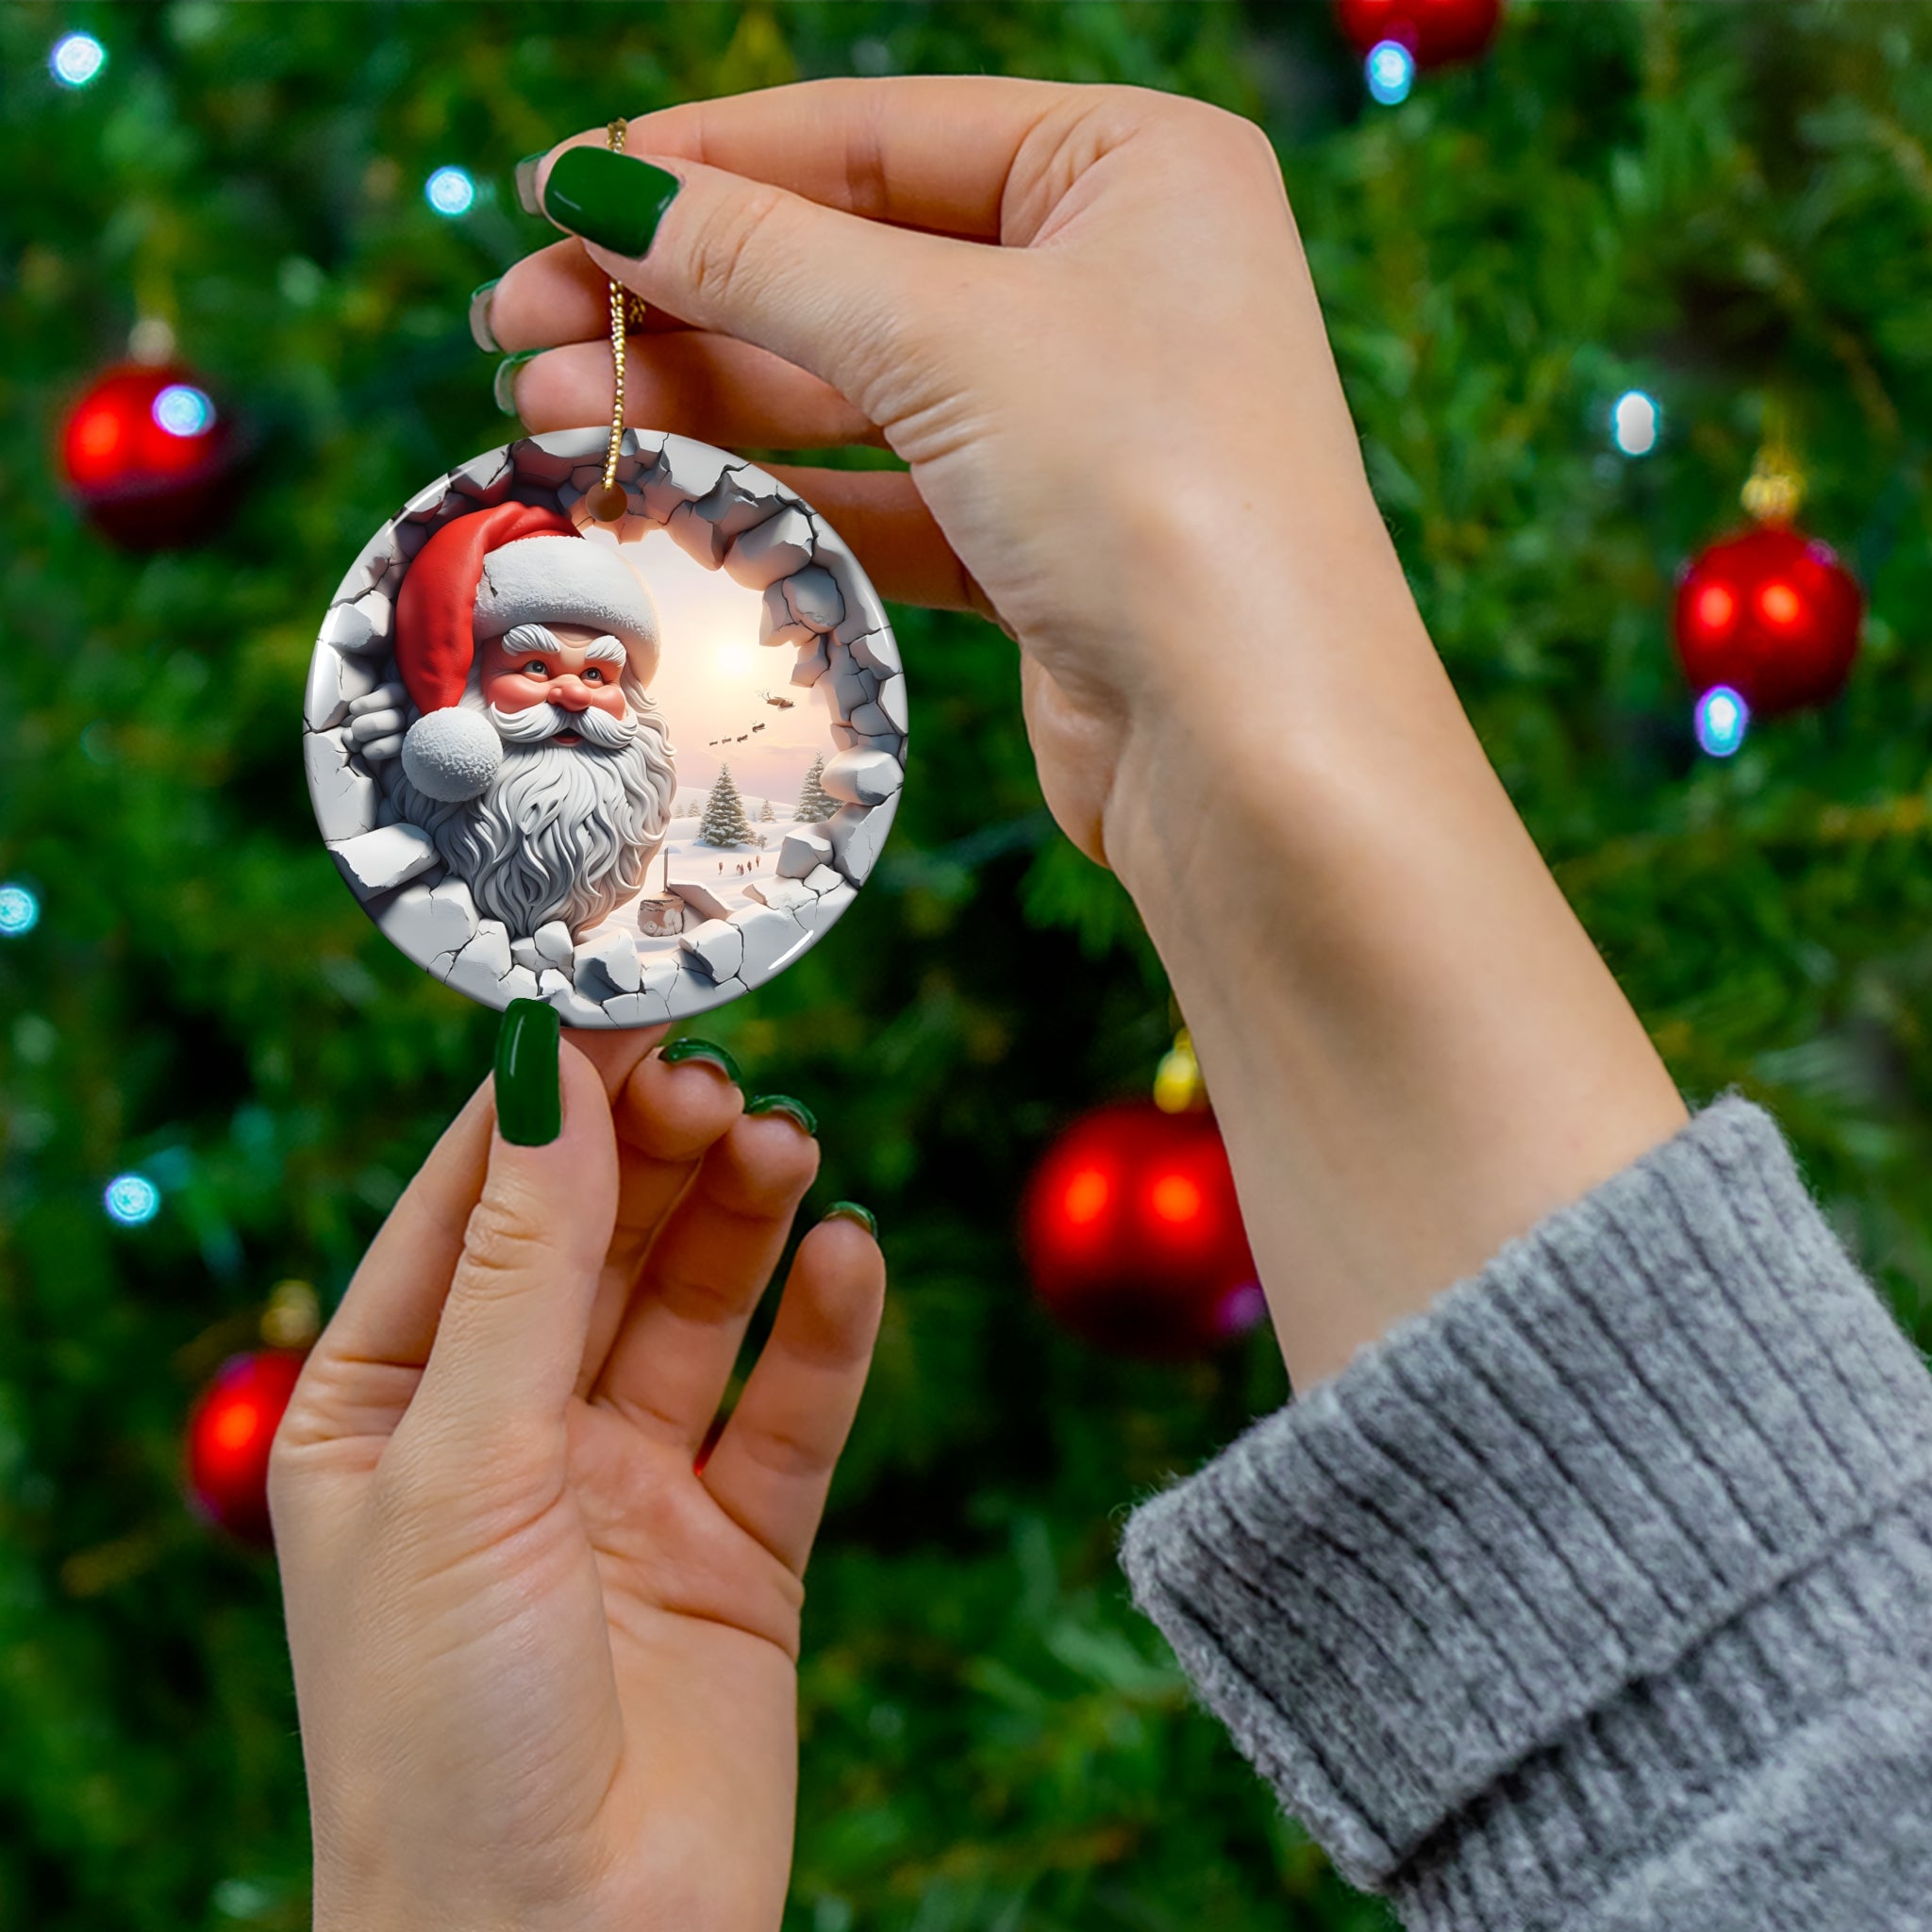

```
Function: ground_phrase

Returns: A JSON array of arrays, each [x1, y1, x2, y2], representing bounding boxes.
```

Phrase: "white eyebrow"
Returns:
[[583, 634, 628, 666], [502, 623, 561, 657]]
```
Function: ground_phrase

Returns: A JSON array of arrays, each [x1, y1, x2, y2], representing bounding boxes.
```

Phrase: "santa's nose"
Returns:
[[548, 678, 593, 711]]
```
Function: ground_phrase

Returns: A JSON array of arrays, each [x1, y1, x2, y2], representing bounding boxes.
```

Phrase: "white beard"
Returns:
[[383, 676, 675, 940]]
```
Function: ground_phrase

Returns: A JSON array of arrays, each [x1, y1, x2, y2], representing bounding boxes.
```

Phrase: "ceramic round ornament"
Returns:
[[302, 428, 906, 1026]]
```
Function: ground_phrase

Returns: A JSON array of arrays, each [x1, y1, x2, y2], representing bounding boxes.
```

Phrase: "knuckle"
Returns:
[[456, 1193, 548, 1293], [684, 181, 791, 310]]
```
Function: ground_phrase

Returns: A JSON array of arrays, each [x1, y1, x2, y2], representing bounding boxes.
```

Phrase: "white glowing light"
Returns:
[[712, 642, 757, 680], [1694, 684, 1749, 758], [1611, 390, 1660, 457], [104, 1174, 161, 1226], [0, 883, 40, 936], [1366, 40, 1416, 106], [425, 166, 476, 217], [50, 32, 106, 88], [152, 384, 215, 438]]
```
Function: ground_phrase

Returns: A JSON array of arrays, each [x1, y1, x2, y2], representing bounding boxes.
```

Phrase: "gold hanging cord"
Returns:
[[589, 119, 648, 524]]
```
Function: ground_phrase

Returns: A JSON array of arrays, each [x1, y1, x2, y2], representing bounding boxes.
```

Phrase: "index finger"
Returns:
[[541, 75, 1081, 242]]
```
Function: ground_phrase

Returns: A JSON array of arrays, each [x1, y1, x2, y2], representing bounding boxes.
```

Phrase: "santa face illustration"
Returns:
[[352, 502, 676, 940]]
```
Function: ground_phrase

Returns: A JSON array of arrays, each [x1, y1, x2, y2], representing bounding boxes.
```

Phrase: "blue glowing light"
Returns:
[[0, 883, 39, 936], [50, 32, 106, 88], [1611, 390, 1660, 457], [104, 1174, 161, 1226], [152, 384, 215, 438], [425, 166, 476, 217], [1694, 684, 1750, 758], [1365, 40, 1416, 106]]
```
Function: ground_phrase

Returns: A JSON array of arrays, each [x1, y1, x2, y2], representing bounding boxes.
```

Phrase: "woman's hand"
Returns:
[[483, 76, 1685, 1389], [489, 77, 1375, 874], [270, 1017, 884, 1932]]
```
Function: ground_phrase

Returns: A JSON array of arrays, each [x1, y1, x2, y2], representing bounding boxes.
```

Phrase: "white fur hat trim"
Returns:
[[401, 706, 503, 803], [474, 535, 659, 678]]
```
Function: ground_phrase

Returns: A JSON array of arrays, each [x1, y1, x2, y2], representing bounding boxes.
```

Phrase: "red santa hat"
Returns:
[[391, 502, 661, 802]]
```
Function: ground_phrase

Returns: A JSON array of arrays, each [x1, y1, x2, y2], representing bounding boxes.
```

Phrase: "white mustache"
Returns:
[[487, 700, 638, 751]]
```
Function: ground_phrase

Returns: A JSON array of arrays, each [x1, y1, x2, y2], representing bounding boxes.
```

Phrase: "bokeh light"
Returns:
[[425, 166, 476, 217], [1611, 390, 1659, 457], [152, 384, 215, 438], [1694, 684, 1750, 758], [1366, 41, 1416, 106], [0, 883, 40, 936], [104, 1174, 161, 1226], [49, 32, 106, 88]]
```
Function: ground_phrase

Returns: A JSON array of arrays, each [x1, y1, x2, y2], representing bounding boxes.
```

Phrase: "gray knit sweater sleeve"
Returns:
[[1120, 1098, 1932, 1930]]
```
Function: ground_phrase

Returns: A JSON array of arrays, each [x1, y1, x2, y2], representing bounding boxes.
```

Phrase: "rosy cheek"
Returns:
[[587, 684, 627, 717], [482, 671, 545, 711]]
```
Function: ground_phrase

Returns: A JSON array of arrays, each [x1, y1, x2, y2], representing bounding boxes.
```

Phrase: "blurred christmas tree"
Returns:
[[5, 5, 1932, 1932]]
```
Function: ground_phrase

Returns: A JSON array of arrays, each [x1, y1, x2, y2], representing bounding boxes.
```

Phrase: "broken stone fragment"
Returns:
[[790, 635, 831, 687], [679, 917, 744, 983], [533, 921, 575, 972], [331, 823, 440, 898], [319, 588, 395, 657], [814, 880, 858, 925], [760, 579, 814, 653], [799, 865, 846, 897], [401, 475, 452, 523], [304, 641, 383, 733], [723, 506, 814, 590], [665, 498, 733, 569], [779, 565, 843, 634], [332, 526, 395, 606], [731, 905, 814, 985], [638, 433, 738, 523], [825, 803, 892, 886], [602, 985, 672, 1027], [822, 748, 904, 807], [826, 661, 876, 724], [665, 967, 731, 1022], [574, 928, 642, 1001], [496, 963, 542, 1006], [443, 921, 514, 1004], [305, 731, 379, 842], [847, 628, 901, 676], [777, 828, 835, 879], [744, 877, 818, 915], [874, 674, 909, 733], [696, 469, 783, 544], [449, 450, 513, 503], [509, 440, 574, 487], [509, 937, 544, 974], [376, 877, 478, 974]]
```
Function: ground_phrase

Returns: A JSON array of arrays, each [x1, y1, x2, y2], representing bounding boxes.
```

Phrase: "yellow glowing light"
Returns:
[[712, 642, 756, 680]]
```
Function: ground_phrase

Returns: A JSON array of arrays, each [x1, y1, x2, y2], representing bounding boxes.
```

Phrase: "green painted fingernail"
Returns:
[[541, 146, 682, 258], [514, 152, 546, 216], [659, 1037, 741, 1084], [492, 349, 540, 416], [468, 278, 501, 353], [747, 1093, 817, 1137], [495, 999, 561, 1146], [824, 1201, 877, 1238]]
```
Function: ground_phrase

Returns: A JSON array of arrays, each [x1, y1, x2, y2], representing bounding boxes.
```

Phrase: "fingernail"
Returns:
[[659, 1037, 741, 1085], [495, 998, 561, 1146], [541, 146, 682, 258], [514, 152, 546, 217], [468, 278, 502, 353], [746, 1093, 817, 1137], [492, 350, 540, 416], [823, 1201, 877, 1238]]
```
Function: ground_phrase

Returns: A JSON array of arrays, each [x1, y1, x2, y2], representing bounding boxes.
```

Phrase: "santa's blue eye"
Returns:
[[583, 666, 607, 683], [522, 660, 548, 676]]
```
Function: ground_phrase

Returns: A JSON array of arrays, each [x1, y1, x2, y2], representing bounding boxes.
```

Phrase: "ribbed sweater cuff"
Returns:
[[1120, 1097, 1932, 1917]]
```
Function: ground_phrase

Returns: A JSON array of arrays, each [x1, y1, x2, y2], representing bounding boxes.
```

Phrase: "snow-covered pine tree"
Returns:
[[794, 753, 839, 824], [758, 798, 776, 823], [698, 765, 755, 846]]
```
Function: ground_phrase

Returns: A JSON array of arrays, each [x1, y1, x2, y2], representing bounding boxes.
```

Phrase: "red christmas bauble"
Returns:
[[184, 1349, 307, 1545], [1021, 1101, 1262, 1359], [1673, 524, 1863, 718], [1334, 0, 1502, 66], [59, 362, 239, 549]]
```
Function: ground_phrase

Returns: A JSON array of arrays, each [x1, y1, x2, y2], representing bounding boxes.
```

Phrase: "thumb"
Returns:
[[406, 1003, 618, 1449], [532, 142, 988, 425]]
